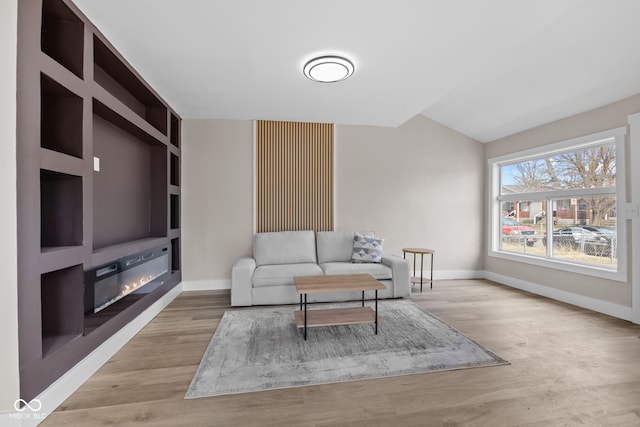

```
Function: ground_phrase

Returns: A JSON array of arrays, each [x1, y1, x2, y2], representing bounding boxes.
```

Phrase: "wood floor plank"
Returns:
[[42, 281, 640, 426]]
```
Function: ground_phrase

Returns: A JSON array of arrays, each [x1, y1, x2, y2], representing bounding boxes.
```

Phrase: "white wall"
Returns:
[[484, 93, 640, 310], [180, 115, 485, 286], [0, 0, 20, 414], [181, 119, 254, 284], [336, 115, 485, 273]]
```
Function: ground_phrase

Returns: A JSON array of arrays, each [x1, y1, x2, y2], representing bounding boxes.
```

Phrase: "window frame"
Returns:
[[488, 127, 627, 282]]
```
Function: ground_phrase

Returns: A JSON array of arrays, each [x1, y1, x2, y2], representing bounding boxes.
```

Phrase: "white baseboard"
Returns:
[[0, 284, 183, 427], [181, 279, 230, 291], [411, 270, 484, 280], [484, 271, 633, 321]]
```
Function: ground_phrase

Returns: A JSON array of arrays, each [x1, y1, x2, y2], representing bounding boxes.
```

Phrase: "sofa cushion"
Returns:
[[351, 232, 384, 263], [316, 231, 376, 264], [320, 262, 392, 280], [252, 263, 323, 288], [254, 230, 317, 266], [316, 231, 355, 264]]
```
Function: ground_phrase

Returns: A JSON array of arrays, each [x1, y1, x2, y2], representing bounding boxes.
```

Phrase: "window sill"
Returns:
[[488, 249, 627, 283]]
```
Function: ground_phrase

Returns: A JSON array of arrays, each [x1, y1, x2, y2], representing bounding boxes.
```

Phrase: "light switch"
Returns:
[[93, 156, 100, 172]]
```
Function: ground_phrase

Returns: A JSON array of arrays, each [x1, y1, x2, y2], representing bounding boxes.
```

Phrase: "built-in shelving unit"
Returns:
[[17, 0, 181, 402]]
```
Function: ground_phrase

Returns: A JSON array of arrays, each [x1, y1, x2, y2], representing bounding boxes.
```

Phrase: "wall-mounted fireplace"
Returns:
[[84, 245, 170, 332]]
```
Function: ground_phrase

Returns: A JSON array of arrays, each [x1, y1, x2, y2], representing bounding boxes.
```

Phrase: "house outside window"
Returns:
[[488, 128, 627, 281]]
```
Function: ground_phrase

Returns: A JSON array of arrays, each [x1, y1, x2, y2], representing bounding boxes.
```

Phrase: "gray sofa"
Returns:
[[231, 230, 410, 306]]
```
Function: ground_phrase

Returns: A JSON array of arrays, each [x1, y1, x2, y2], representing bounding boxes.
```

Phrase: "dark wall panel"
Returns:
[[93, 114, 159, 248]]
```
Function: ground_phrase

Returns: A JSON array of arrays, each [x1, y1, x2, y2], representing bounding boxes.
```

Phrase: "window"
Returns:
[[488, 128, 626, 281]]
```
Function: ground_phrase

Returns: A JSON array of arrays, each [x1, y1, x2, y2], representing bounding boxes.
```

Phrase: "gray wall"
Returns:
[[1, 0, 19, 414], [484, 93, 640, 307], [181, 115, 485, 284]]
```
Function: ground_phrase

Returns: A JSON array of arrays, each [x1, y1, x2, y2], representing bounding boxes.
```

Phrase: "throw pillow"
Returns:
[[352, 232, 384, 263]]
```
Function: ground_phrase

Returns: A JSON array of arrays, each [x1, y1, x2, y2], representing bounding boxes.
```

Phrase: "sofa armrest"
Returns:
[[381, 253, 410, 298], [231, 256, 256, 306]]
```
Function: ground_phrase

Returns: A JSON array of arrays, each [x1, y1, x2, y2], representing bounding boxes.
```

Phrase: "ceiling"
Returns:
[[72, 0, 640, 142]]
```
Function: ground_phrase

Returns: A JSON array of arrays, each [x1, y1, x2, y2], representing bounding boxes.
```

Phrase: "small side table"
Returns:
[[402, 248, 435, 293]]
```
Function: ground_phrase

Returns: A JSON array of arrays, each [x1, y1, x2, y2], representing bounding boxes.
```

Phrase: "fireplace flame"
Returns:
[[94, 262, 167, 314]]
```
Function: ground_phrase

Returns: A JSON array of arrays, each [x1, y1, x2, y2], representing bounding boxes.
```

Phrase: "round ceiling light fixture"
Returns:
[[303, 55, 355, 83]]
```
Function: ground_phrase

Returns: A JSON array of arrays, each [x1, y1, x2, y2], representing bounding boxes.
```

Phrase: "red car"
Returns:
[[501, 217, 538, 246]]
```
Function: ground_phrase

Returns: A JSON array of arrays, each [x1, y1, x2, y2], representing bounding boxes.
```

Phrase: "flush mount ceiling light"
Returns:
[[303, 55, 354, 83]]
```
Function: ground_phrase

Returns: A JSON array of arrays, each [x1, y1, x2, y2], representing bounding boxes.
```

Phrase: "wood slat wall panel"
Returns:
[[256, 120, 333, 232]]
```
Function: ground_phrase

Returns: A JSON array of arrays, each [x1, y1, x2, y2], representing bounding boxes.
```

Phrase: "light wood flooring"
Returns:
[[43, 280, 640, 426]]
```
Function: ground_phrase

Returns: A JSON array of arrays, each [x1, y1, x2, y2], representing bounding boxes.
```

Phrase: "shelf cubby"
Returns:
[[92, 100, 167, 250], [41, 0, 84, 79], [170, 153, 180, 186], [170, 113, 180, 147], [171, 237, 180, 272], [170, 194, 180, 230], [41, 264, 84, 357], [41, 169, 83, 249], [41, 74, 83, 158], [93, 35, 167, 135]]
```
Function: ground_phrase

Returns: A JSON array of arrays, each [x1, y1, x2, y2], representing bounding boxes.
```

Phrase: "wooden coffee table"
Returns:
[[294, 274, 386, 340]]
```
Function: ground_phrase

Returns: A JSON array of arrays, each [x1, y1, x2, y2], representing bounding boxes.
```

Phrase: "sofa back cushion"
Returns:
[[316, 231, 354, 264], [254, 230, 317, 266]]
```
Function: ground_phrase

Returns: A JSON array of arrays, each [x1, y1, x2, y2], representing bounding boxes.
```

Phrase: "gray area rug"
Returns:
[[185, 299, 508, 398]]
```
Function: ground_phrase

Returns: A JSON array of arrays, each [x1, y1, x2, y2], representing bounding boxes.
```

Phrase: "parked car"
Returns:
[[542, 226, 595, 249], [583, 226, 616, 257], [542, 226, 616, 257], [501, 217, 537, 246]]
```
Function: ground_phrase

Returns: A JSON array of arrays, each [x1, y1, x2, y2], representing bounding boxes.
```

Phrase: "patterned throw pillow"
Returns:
[[351, 232, 384, 263]]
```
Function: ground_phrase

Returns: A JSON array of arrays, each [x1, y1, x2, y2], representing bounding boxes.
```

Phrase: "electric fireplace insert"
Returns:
[[84, 245, 170, 326]]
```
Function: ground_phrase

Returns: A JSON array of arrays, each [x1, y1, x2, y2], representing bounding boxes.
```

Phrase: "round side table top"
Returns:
[[402, 248, 435, 254]]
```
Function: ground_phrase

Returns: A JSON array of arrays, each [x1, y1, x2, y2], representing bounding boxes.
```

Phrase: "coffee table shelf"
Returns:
[[294, 306, 377, 328]]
